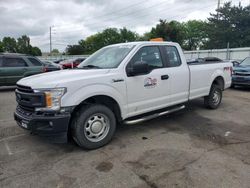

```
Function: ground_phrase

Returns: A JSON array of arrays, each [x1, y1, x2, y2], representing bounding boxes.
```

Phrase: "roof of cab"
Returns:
[[108, 41, 177, 47]]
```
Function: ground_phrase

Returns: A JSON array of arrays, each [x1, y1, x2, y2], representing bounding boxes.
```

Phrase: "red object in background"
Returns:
[[59, 58, 85, 69], [61, 61, 80, 69]]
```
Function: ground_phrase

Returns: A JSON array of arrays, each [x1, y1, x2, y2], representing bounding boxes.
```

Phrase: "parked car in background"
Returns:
[[229, 60, 240, 67], [54, 59, 65, 64], [42, 61, 62, 72], [232, 57, 250, 87], [0, 53, 45, 86], [59, 58, 86, 69]]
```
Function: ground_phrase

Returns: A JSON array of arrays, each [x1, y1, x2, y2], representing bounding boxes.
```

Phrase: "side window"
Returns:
[[28, 58, 42, 66], [3, 58, 27, 67], [164, 46, 182, 67], [130, 46, 163, 69]]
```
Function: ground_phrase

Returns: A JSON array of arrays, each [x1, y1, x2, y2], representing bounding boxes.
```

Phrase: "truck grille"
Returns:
[[16, 84, 33, 93], [16, 85, 46, 112], [235, 72, 250, 76]]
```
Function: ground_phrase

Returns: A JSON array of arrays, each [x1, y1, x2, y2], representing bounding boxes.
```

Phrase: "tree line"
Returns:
[[66, 2, 250, 55], [0, 35, 42, 56]]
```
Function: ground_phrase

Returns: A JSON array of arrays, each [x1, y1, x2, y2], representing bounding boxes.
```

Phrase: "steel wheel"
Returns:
[[84, 113, 110, 142], [212, 90, 221, 105]]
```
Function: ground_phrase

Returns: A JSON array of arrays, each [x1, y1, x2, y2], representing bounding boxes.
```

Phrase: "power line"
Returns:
[[53, 0, 192, 34], [82, 0, 172, 28], [39, 1, 217, 50], [84, 2, 217, 31], [53, 0, 149, 28]]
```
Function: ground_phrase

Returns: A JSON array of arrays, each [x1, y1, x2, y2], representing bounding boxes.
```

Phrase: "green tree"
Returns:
[[51, 49, 60, 54], [183, 20, 208, 50], [2, 37, 17, 52], [66, 45, 84, 55], [205, 2, 250, 49], [119, 27, 139, 42], [82, 27, 139, 54], [17, 35, 31, 54], [0, 40, 3, 52], [30, 47, 42, 56], [145, 20, 185, 45]]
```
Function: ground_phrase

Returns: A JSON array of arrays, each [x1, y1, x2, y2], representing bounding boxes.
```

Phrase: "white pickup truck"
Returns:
[[14, 42, 232, 149]]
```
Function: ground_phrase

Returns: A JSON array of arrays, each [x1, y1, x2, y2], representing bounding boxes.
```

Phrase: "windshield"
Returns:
[[78, 45, 134, 69], [241, 57, 250, 66]]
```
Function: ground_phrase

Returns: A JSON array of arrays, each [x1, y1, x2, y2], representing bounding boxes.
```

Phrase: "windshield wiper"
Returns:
[[81, 65, 102, 69]]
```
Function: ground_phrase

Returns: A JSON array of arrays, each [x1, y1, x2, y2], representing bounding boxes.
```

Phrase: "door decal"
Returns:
[[144, 77, 157, 88]]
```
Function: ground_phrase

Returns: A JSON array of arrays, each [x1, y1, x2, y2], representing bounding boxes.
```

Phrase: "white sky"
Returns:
[[0, 0, 249, 52]]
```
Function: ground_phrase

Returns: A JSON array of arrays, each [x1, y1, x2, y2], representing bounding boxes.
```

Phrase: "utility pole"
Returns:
[[217, 0, 220, 10], [49, 26, 52, 54], [217, 0, 221, 20]]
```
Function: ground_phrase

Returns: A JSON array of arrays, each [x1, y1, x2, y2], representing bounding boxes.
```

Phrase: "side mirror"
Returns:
[[232, 61, 240, 67], [128, 61, 149, 76]]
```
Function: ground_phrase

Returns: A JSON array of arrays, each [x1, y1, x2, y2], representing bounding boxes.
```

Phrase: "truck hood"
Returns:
[[17, 69, 110, 88], [233, 65, 250, 72]]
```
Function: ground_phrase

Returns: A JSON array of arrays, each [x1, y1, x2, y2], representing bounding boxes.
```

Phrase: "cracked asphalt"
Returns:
[[0, 87, 250, 188]]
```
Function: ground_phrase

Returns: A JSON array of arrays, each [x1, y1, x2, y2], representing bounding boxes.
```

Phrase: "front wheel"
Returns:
[[204, 85, 222, 109], [71, 104, 116, 149]]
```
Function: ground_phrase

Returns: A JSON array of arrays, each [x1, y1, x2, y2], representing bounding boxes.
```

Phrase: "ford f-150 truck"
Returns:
[[14, 42, 232, 149]]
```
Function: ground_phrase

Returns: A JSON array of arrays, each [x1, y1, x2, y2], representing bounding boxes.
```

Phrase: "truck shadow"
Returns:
[[116, 98, 249, 148]]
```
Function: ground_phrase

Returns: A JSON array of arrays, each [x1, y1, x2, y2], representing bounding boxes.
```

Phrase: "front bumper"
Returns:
[[232, 76, 250, 86], [14, 106, 71, 143]]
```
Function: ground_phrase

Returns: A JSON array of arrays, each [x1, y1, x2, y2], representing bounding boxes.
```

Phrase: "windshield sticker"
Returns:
[[144, 77, 157, 88]]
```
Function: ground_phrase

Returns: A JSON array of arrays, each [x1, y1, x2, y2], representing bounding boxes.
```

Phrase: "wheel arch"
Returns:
[[71, 95, 123, 123], [211, 76, 225, 90]]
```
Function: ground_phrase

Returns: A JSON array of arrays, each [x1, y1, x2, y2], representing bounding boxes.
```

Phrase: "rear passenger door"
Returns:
[[161, 45, 189, 105], [26, 57, 44, 75], [2, 57, 29, 85]]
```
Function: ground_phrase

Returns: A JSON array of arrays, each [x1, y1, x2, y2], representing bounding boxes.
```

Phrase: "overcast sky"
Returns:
[[0, 0, 249, 52]]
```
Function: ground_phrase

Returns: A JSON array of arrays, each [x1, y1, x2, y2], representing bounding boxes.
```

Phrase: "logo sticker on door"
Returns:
[[144, 77, 157, 88]]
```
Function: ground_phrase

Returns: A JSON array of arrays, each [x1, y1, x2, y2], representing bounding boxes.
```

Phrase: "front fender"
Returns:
[[61, 84, 127, 119]]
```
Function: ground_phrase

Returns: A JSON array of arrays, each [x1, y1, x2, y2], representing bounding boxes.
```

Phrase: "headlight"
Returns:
[[34, 88, 66, 111]]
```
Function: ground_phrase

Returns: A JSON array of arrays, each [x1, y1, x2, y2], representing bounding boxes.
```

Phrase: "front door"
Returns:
[[125, 46, 171, 117]]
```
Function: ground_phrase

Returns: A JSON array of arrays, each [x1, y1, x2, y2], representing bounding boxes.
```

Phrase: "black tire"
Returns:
[[204, 85, 222, 109], [71, 104, 116, 149]]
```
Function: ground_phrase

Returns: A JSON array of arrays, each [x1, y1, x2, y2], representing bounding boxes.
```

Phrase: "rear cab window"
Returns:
[[163, 46, 182, 67], [3, 57, 28, 67]]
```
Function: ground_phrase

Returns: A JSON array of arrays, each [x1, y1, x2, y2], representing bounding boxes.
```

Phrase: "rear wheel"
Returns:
[[204, 85, 222, 109], [71, 104, 116, 149]]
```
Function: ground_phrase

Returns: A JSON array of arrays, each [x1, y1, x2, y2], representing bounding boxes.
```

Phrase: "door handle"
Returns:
[[161, 75, 169, 80]]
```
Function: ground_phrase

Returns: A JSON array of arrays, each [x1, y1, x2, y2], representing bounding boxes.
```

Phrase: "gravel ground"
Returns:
[[0, 87, 250, 188]]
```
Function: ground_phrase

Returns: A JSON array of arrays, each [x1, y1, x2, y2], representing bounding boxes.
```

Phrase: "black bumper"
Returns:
[[14, 107, 71, 143]]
